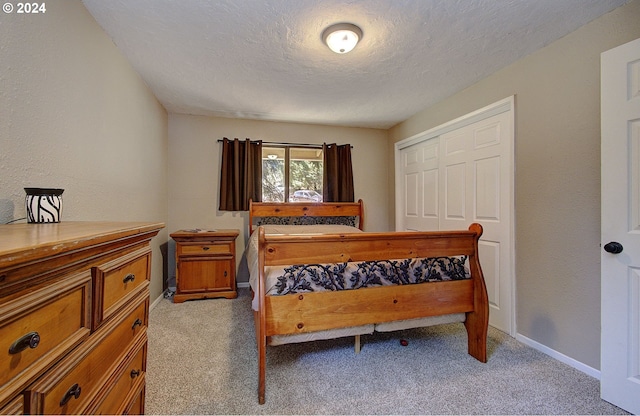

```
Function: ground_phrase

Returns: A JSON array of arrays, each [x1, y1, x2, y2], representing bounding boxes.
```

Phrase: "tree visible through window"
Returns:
[[262, 146, 323, 202]]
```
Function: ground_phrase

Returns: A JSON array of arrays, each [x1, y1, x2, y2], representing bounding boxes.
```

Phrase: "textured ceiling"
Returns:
[[82, 0, 627, 129]]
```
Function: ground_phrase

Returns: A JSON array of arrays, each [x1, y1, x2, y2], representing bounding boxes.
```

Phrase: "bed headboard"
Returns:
[[248, 199, 364, 235]]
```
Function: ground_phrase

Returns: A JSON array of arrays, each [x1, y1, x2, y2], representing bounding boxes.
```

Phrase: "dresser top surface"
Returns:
[[0, 221, 164, 267]]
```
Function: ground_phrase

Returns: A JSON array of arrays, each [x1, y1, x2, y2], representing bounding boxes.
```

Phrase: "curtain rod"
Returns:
[[217, 139, 352, 149]]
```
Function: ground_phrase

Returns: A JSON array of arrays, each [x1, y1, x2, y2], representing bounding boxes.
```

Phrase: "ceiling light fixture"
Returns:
[[322, 23, 362, 54]]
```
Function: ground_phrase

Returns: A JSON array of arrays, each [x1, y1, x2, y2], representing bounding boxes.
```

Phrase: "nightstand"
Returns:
[[170, 229, 239, 303]]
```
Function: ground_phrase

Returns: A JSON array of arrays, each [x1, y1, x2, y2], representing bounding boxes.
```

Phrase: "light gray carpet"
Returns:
[[145, 288, 628, 415]]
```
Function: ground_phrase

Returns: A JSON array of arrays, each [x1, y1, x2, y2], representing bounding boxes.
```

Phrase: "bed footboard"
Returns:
[[254, 222, 488, 404]]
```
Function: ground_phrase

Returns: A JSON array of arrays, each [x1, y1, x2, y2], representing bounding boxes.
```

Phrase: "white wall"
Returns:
[[389, 0, 640, 370], [168, 114, 389, 284], [0, 0, 169, 300]]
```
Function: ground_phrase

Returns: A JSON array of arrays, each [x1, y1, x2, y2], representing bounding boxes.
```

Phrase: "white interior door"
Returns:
[[395, 98, 514, 335], [601, 37, 640, 415]]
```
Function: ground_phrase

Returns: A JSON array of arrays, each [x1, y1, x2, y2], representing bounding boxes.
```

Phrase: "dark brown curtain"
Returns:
[[322, 143, 354, 202], [219, 138, 262, 211]]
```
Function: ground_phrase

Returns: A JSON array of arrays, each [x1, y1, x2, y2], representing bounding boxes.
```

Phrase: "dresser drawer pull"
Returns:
[[202, 246, 210, 251], [59, 383, 82, 406], [9, 331, 41, 354], [132, 318, 143, 329], [130, 369, 141, 379], [123, 273, 136, 283]]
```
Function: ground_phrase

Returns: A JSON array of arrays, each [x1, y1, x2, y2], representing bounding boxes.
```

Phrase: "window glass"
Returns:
[[262, 146, 323, 202], [262, 147, 285, 202]]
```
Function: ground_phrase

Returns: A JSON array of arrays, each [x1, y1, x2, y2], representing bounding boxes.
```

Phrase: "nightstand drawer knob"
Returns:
[[60, 383, 82, 406], [202, 246, 210, 251], [130, 369, 141, 378], [123, 273, 136, 283], [9, 331, 41, 354]]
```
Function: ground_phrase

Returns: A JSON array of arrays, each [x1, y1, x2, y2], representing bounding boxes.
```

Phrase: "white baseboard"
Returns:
[[515, 333, 600, 379], [149, 291, 166, 311], [150, 285, 249, 310]]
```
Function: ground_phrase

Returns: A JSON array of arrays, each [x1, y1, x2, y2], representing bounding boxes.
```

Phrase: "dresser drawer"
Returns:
[[179, 241, 233, 256], [0, 394, 24, 415], [0, 272, 91, 406], [93, 247, 151, 329], [91, 340, 146, 415], [124, 381, 145, 415], [25, 296, 148, 415]]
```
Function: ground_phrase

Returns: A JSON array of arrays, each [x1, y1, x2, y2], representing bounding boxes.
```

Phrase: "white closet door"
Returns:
[[396, 99, 514, 334], [440, 112, 512, 333], [399, 137, 439, 232]]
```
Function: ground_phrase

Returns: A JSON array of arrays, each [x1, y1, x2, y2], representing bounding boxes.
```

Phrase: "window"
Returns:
[[262, 146, 323, 202]]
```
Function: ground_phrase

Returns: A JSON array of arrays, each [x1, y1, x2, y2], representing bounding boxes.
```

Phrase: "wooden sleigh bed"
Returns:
[[247, 200, 489, 404]]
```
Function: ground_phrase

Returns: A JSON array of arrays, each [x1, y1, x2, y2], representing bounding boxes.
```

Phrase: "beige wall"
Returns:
[[0, 1, 169, 300], [389, 0, 640, 370], [168, 114, 390, 284]]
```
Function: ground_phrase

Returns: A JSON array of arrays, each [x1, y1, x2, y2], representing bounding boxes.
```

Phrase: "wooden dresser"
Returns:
[[170, 229, 239, 303], [0, 221, 164, 415]]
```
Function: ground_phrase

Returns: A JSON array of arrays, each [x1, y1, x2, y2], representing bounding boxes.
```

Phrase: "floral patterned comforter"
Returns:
[[272, 256, 469, 295]]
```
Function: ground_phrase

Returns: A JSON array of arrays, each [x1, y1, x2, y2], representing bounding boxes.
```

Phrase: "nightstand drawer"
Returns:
[[93, 247, 150, 329], [179, 257, 233, 292], [179, 242, 232, 256], [0, 272, 91, 402], [25, 296, 147, 415]]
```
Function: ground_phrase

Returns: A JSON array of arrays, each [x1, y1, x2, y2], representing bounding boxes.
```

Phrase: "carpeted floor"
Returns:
[[145, 288, 628, 415]]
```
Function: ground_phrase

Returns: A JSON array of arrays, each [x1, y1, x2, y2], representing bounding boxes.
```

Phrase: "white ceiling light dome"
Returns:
[[322, 23, 363, 54]]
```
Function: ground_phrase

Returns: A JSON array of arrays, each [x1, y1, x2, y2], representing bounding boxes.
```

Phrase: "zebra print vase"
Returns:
[[25, 188, 64, 223]]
